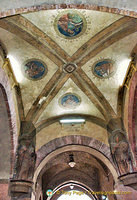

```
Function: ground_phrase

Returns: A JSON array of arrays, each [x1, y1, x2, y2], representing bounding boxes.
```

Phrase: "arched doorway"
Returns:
[[33, 136, 118, 200]]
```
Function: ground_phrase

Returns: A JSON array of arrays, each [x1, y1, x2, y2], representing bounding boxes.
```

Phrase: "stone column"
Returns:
[[9, 121, 36, 200], [107, 118, 137, 191]]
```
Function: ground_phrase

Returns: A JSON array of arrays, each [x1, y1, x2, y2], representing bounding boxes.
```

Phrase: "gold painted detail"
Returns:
[[123, 59, 137, 89], [2, 58, 18, 88]]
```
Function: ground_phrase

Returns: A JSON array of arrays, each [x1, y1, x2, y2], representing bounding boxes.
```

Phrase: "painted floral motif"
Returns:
[[60, 94, 81, 109], [24, 60, 47, 80], [57, 12, 83, 37], [93, 60, 115, 78]]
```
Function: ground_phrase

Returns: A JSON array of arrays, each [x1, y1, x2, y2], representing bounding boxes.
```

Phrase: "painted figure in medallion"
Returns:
[[93, 60, 114, 78], [57, 12, 83, 37], [24, 60, 47, 80]]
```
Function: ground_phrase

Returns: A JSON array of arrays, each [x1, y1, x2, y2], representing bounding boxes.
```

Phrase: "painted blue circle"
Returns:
[[57, 13, 83, 37], [93, 60, 114, 78], [24, 60, 47, 80], [61, 94, 80, 109]]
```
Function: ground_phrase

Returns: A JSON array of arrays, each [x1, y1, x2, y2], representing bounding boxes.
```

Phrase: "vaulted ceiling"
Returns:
[[0, 9, 137, 151]]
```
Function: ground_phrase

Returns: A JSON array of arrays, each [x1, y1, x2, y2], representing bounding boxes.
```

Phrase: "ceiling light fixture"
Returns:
[[60, 118, 85, 124], [68, 154, 76, 168]]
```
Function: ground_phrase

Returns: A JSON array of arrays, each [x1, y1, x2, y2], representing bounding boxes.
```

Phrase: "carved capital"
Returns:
[[9, 180, 33, 200], [118, 172, 137, 190]]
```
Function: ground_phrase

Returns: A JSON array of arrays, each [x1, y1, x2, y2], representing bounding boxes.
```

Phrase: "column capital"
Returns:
[[9, 180, 33, 199], [118, 172, 137, 190]]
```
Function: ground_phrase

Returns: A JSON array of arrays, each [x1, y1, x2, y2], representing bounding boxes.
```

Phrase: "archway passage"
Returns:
[[47, 182, 98, 200], [34, 138, 117, 200]]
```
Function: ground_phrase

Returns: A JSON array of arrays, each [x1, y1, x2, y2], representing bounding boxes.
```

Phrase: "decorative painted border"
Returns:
[[92, 59, 116, 79], [22, 58, 48, 81], [54, 10, 87, 39]]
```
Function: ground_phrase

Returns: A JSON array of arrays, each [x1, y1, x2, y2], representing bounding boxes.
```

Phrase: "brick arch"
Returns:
[[0, 84, 14, 175], [0, 66, 18, 154], [35, 135, 118, 185], [128, 71, 137, 159], [0, 3, 136, 19], [36, 135, 112, 167]]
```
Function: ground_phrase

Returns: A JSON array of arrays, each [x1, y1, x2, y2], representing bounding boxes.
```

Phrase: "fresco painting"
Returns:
[[60, 94, 81, 109], [57, 12, 83, 38], [24, 60, 47, 80], [93, 60, 115, 78]]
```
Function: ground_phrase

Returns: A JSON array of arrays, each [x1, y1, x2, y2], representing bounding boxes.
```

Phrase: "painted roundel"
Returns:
[[23, 60, 47, 80], [93, 59, 115, 78], [56, 12, 85, 38], [59, 93, 81, 109]]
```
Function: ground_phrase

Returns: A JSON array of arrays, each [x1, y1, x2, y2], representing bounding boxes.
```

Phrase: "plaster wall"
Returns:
[[36, 121, 108, 151]]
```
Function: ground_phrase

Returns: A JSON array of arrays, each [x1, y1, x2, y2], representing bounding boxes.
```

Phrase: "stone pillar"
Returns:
[[107, 118, 137, 190], [9, 121, 36, 200]]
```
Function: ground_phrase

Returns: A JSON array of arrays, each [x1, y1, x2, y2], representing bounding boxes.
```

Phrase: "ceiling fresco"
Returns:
[[37, 78, 104, 123], [0, 8, 136, 146], [22, 10, 122, 56], [23, 59, 48, 80], [82, 32, 137, 113]]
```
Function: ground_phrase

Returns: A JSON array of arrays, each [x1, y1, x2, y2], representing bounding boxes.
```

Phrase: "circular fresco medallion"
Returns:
[[23, 59, 47, 80], [59, 93, 81, 109], [93, 59, 115, 78], [55, 11, 86, 38]]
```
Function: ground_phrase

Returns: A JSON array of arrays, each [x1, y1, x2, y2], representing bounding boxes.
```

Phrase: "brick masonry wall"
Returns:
[[36, 135, 113, 167], [0, 183, 10, 200], [128, 71, 137, 160], [0, 1, 136, 19], [0, 66, 18, 173]]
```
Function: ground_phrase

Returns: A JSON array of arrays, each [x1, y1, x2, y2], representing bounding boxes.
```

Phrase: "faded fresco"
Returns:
[[93, 60, 115, 78], [24, 60, 47, 80], [60, 94, 81, 109], [110, 130, 133, 175], [57, 12, 83, 37]]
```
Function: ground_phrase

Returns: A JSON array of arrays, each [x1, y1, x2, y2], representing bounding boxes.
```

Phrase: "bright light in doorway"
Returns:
[[7, 54, 24, 83], [57, 190, 93, 200]]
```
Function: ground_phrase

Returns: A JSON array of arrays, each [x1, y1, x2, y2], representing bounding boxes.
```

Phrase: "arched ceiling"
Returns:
[[0, 8, 137, 148], [39, 151, 113, 197]]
